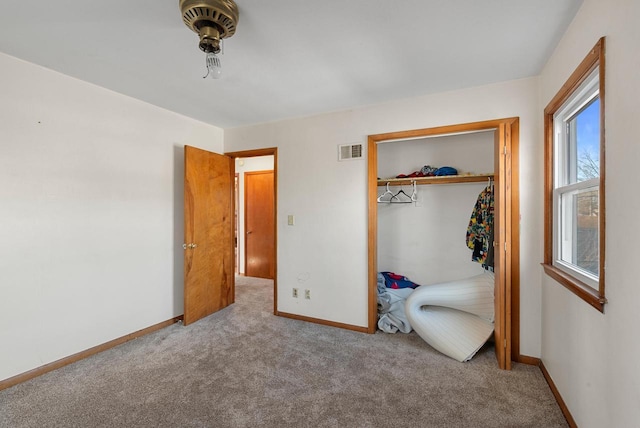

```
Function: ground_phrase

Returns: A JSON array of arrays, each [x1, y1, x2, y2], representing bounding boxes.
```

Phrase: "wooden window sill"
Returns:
[[541, 263, 605, 313]]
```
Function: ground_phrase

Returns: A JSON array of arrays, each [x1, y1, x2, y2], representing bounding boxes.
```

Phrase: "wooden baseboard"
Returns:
[[515, 354, 541, 366], [276, 311, 369, 333], [0, 316, 183, 392], [516, 354, 576, 427], [539, 360, 577, 428]]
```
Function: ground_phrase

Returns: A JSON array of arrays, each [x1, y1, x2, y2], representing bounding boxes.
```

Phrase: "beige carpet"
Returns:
[[0, 276, 567, 427]]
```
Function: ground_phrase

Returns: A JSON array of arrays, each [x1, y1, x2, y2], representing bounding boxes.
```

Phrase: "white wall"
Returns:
[[235, 156, 274, 274], [224, 77, 542, 356], [377, 132, 495, 285], [538, 0, 640, 426], [0, 53, 223, 382]]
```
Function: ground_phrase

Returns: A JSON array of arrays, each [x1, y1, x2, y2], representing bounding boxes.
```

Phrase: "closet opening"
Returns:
[[367, 118, 520, 370]]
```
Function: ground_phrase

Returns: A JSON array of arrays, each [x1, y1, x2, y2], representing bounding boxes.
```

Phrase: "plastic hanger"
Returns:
[[377, 182, 395, 203], [392, 188, 413, 203], [391, 181, 418, 204], [378, 181, 418, 204], [410, 180, 418, 202]]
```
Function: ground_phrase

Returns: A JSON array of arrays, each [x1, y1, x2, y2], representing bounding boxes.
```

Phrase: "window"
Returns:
[[543, 38, 606, 312]]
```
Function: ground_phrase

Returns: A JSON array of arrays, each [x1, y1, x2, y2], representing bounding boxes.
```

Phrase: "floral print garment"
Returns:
[[466, 187, 494, 266]]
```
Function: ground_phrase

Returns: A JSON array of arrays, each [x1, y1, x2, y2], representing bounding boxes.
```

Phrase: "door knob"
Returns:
[[184, 243, 198, 249], [246, 231, 253, 235]]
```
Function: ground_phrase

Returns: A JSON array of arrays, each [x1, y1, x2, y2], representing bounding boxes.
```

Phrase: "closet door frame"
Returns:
[[367, 118, 520, 369]]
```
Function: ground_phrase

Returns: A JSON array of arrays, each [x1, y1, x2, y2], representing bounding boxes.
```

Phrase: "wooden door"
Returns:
[[184, 145, 234, 326], [493, 124, 512, 370], [244, 170, 275, 279]]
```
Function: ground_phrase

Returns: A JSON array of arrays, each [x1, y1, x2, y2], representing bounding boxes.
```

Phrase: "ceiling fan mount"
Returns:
[[179, 0, 239, 54]]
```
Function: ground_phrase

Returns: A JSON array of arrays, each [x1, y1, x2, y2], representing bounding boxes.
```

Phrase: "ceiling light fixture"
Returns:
[[179, 0, 239, 79]]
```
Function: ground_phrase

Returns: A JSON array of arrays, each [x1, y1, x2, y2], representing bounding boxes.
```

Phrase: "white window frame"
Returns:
[[552, 69, 600, 289]]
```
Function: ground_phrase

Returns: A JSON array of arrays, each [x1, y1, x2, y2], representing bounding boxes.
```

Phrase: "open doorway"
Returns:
[[226, 148, 278, 314], [236, 161, 275, 278]]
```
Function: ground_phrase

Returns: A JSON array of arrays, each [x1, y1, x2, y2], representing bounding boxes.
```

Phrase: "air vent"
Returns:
[[338, 143, 364, 161]]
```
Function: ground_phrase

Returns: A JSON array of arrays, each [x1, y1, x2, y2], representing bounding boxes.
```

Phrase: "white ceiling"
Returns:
[[0, 1, 582, 129]]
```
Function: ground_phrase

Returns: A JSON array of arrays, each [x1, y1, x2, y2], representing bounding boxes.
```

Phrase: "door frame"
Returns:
[[367, 118, 520, 366], [235, 173, 239, 274], [225, 147, 278, 314]]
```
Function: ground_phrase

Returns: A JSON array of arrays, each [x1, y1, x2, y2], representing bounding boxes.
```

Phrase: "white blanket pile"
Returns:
[[405, 272, 495, 362], [377, 273, 413, 333]]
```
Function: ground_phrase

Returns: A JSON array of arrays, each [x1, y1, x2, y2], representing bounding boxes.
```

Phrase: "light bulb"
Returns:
[[203, 52, 222, 79]]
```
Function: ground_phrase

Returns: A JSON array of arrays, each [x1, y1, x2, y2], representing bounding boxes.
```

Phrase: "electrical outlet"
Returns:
[[292, 288, 298, 298], [305, 289, 311, 299]]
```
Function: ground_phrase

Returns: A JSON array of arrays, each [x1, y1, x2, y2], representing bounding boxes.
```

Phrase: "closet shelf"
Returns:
[[377, 173, 494, 187]]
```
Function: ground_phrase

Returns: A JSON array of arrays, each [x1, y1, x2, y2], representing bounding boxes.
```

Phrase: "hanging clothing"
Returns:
[[485, 228, 495, 269], [466, 186, 494, 267]]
